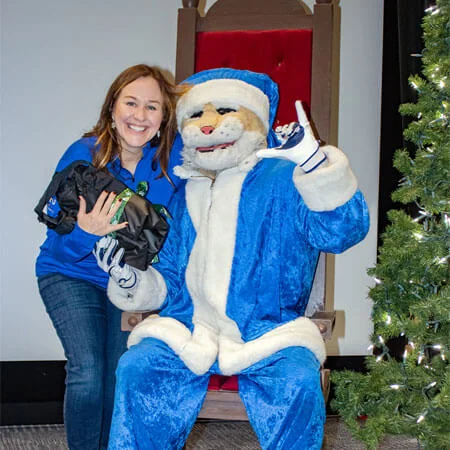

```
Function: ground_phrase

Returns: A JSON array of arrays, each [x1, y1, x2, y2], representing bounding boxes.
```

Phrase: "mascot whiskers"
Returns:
[[95, 68, 370, 450]]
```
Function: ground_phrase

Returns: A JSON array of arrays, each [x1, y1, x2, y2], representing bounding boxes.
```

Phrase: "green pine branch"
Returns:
[[331, 1, 450, 448]]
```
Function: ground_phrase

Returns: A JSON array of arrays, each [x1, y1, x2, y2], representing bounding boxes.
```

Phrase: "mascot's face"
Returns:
[[180, 102, 267, 172]]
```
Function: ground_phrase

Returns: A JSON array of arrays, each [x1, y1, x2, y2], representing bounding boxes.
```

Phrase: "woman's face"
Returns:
[[112, 76, 164, 154]]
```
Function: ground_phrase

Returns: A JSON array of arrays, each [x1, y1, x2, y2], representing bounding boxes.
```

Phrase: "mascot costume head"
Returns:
[[176, 68, 280, 173]]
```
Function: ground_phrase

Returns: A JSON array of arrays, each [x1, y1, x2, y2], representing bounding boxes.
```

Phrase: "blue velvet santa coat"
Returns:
[[110, 146, 370, 376]]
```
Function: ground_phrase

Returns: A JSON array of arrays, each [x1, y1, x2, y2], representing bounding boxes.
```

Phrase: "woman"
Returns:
[[35, 64, 183, 449]]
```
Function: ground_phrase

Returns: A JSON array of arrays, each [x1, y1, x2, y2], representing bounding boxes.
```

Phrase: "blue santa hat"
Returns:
[[177, 68, 280, 147]]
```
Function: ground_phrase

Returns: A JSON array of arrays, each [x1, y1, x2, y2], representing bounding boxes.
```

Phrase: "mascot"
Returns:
[[95, 68, 370, 449]]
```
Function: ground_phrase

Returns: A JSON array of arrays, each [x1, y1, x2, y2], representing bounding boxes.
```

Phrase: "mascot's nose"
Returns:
[[200, 125, 215, 135]]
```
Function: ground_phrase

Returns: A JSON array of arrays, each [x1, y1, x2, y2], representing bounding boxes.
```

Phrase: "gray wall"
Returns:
[[0, 0, 383, 361]]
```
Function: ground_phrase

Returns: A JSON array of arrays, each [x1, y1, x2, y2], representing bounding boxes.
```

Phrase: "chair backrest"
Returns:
[[175, 0, 340, 319]]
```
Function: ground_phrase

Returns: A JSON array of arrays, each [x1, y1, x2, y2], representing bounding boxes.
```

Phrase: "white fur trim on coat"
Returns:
[[184, 166, 248, 337], [293, 145, 358, 211], [107, 266, 167, 312], [127, 314, 325, 376], [218, 317, 326, 375], [128, 316, 219, 375], [177, 79, 270, 131]]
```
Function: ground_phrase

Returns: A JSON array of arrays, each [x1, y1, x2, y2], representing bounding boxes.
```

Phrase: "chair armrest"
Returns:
[[309, 311, 336, 340], [123, 310, 337, 338], [121, 311, 152, 331]]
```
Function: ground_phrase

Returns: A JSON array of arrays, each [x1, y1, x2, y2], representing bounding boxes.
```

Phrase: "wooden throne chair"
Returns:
[[123, 0, 340, 421]]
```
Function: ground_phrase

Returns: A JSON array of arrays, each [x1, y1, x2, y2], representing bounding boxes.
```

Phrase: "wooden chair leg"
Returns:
[[321, 368, 331, 404]]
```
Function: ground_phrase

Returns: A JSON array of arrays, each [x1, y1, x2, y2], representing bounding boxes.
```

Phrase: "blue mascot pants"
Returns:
[[108, 338, 325, 450]]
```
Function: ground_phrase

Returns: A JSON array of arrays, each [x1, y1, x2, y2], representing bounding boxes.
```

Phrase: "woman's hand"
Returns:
[[77, 191, 128, 236]]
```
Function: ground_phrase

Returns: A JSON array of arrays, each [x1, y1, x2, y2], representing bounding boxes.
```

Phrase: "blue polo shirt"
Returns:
[[35, 134, 183, 288]]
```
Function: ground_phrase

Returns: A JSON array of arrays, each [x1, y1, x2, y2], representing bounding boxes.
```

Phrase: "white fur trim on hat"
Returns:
[[177, 79, 270, 131]]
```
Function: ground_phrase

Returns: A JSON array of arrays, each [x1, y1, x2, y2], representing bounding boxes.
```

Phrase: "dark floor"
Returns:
[[0, 417, 422, 449]]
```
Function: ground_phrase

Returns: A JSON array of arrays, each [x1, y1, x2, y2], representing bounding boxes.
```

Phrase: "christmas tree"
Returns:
[[331, 1, 450, 449]]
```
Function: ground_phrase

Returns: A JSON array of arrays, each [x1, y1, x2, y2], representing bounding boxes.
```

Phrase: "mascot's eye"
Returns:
[[190, 111, 203, 119], [217, 108, 236, 115]]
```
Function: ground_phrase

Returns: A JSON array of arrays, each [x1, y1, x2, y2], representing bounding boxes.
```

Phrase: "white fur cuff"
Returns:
[[128, 315, 190, 349], [128, 317, 219, 375], [218, 317, 326, 376], [179, 323, 219, 375], [107, 266, 167, 312], [293, 145, 358, 211]]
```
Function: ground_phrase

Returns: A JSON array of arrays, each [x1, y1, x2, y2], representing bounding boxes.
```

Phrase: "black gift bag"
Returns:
[[35, 160, 169, 270]]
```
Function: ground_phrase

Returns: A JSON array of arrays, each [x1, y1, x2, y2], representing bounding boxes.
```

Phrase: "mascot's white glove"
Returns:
[[94, 236, 167, 311], [256, 100, 327, 173], [93, 236, 137, 289]]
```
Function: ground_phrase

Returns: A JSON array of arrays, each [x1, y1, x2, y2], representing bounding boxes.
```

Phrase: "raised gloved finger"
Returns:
[[294, 101, 315, 134]]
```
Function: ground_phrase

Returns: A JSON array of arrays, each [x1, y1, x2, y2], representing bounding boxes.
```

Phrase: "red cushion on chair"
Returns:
[[208, 374, 239, 391], [194, 29, 313, 128], [207, 374, 223, 390], [220, 375, 239, 391]]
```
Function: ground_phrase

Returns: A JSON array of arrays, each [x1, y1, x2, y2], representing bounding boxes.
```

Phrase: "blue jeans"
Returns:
[[38, 273, 129, 450]]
